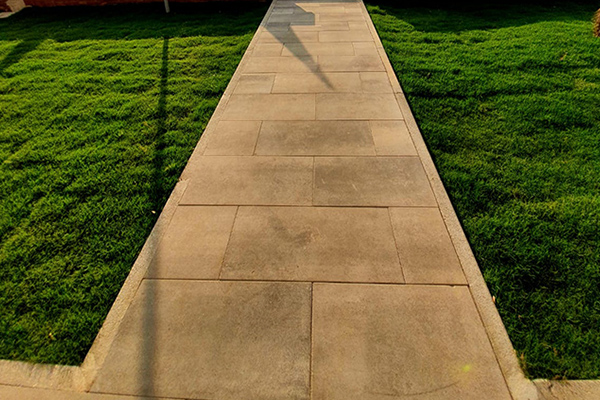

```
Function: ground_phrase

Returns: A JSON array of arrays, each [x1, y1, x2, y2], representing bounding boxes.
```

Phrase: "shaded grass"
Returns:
[[0, 3, 267, 365], [367, 0, 600, 379]]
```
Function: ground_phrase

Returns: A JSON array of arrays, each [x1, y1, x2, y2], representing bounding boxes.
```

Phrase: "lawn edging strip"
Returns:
[[0, 0, 277, 393]]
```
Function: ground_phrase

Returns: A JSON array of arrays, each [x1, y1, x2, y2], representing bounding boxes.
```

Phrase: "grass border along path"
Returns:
[[367, 0, 600, 379], [0, 3, 267, 365]]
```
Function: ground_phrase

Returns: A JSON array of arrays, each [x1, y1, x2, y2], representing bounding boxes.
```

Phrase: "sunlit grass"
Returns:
[[367, 0, 600, 379], [0, 3, 266, 365]]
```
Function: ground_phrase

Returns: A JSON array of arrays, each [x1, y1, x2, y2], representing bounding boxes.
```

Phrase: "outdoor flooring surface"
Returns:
[[83, 0, 512, 399]]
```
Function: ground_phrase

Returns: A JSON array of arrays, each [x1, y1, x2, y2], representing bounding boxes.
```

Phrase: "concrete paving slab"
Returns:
[[258, 30, 319, 43], [244, 56, 319, 73], [204, 120, 262, 155], [222, 94, 316, 120], [313, 157, 437, 206], [281, 42, 354, 56], [369, 120, 417, 155], [221, 206, 403, 282], [272, 72, 362, 93], [145, 206, 237, 280], [181, 156, 313, 206], [353, 42, 379, 56], [319, 13, 364, 22], [311, 284, 511, 400], [390, 207, 466, 284], [318, 55, 385, 72], [316, 93, 403, 119], [288, 22, 350, 31], [348, 21, 369, 30], [255, 120, 375, 155], [251, 43, 284, 57], [359, 71, 393, 93], [91, 281, 311, 400], [319, 29, 373, 42]]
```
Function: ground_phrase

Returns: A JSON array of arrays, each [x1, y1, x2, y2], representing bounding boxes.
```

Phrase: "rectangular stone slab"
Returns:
[[316, 93, 403, 120], [91, 281, 311, 400], [181, 156, 313, 206], [317, 55, 385, 72], [318, 29, 373, 42], [204, 121, 261, 155], [369, 120, 417, 156], [311, 284, 511, 400], [222, 94, 316, 121], [313, 157, 437, 206], [221, 206, 403, 282], [281, 42, 355, 56], [272, 72, 363, 93], [255, 120, 375, 155], [390, 207, 466, 284], [244, 56, 318, 73], [146, 206, 237, 279]]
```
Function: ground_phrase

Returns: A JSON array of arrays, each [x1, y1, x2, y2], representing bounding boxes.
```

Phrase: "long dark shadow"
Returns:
[[139, 36, 169, 397], [0, 39, 41, 77], [266, 3, 334, 88]]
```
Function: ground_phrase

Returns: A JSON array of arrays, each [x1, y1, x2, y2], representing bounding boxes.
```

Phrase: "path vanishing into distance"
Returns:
[[1, 0, 544, 399]]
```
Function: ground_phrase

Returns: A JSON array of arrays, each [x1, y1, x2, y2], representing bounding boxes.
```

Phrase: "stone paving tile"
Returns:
[[91, 281, 311, 400], [311, 284, 511, 400], [281, 42, 354, 56], [244, 56, 318, 73], [353, 41, 379, 56], [272, 72, 362, 93], [251, 43, 284, 57], [181, 156, 313, 206], [289, 22, 350, 31], [204, 121, 262, 155], [359, 72, 393, 92], [369, 120, 417, 156], [233, 74, 275, 94], [319, 13, 364, 22], [318, 55, 384, 72], [319, 29, 373, 42], [258, 30, 319, 43], [255, 120, 375, 155], [316, 93, 402, 119], [221, 207, 403, 282], [313, 157, 437, 206], [222, 94, 316, 120], [348, 21, 369, 30], [390, 207, 466, 284], [146, 206, 237, 280]]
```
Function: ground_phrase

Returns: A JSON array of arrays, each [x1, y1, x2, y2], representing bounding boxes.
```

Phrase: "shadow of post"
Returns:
[[139, 36, 169, 397]]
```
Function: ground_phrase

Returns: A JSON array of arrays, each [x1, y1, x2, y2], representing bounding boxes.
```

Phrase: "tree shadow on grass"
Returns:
[[367, 0, 599, 33], [0, 39, 41, 77], [0, 2, 268, 42]]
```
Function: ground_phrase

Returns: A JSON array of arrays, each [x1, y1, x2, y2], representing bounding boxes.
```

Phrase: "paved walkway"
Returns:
[[2, 1, 516, 399]]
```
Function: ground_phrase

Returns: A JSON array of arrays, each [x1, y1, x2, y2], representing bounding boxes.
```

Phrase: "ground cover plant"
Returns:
[[366, 0, 600, 379], [0, 3, 266, 365]]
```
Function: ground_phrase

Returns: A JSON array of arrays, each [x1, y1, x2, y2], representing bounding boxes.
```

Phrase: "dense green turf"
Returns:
[[0, 3, 266, 365], [367, 0, 600, 379]]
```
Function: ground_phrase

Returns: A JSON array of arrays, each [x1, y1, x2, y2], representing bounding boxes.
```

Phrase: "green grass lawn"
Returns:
[[367, 0, 600, 379], [0, 3, 266, 365]]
